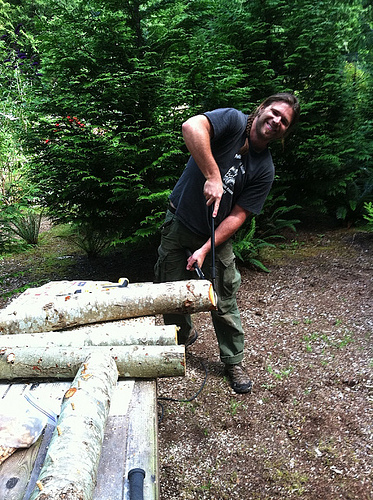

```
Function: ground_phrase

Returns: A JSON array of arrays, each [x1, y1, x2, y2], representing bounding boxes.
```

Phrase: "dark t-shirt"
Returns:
[[170, 108, 275, 236]]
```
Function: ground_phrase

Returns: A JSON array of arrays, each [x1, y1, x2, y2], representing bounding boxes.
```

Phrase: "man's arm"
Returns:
[[182, 114, 223, 217], [186, 204, 249, 271]]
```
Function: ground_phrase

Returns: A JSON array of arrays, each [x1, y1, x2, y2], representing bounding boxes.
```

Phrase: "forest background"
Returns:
[[1, 0, 373, 260]]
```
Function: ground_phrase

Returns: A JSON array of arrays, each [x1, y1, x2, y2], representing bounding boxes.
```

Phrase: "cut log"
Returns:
[[0, 445, 16, 465], [0, 280, 216, 334], [29, 351, 118, 500], [0, 324, 178, 348], [0, 345, 186, 380]]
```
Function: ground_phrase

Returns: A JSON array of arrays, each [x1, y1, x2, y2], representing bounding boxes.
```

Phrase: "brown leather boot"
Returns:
[[225, 363, 252, 394]]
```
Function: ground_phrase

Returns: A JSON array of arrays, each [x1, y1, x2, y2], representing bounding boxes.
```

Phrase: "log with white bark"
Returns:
[[0, 345, 185, 380], [29, 351, 118, 500], [0, 324, 178, 348], [0, 280, 216, 335]]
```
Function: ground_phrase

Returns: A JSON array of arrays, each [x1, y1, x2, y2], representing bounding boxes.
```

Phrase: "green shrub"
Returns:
[[233, 218, 275, 273], [233, 194, 300, 272], [7, 210, 43, 245], [59, 223, 115, 258], [363, 202, 373, 231]]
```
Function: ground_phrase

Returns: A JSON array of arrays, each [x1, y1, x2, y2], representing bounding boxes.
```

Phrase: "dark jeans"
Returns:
[[154, 210, 244, 365]]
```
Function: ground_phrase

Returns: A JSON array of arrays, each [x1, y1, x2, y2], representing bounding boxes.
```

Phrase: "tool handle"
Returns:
[[185, 249, 205, 279], [210, 205, 216, 290]]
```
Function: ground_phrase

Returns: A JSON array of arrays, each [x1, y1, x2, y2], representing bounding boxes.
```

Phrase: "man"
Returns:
[[155, 93, 300, 394]]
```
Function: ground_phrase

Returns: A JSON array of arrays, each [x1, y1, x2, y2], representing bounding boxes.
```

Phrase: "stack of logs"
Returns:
[[0, 279, 216, 499]]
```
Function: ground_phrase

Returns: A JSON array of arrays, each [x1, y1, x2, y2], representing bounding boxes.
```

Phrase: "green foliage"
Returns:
[[233, 190, 301, 272], [335, 167, 373, 226], [363, 202, 373, 231], [233, 217, 275, 273], [0, 1, 43, 248], [20, 0, 189, 242], [262, 0, 373, 223], [1, 0, 373, 251], [5, 209, 43, 245], [59, 222, 114, 258], [0, 203, 43, 249], [256, 189, 301, 239]]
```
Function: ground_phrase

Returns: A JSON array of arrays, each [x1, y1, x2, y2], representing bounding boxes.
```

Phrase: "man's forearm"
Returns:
[[186, 205, 249, 270], [182, 115, 223, 214], [203, 207, 248, 254]]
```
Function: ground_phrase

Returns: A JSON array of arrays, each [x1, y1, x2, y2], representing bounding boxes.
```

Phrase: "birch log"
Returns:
[[0, 345, 185, 380], [29, 351, 118, 500], [0, 280, 216, 334], [0, 324, 178, 348]]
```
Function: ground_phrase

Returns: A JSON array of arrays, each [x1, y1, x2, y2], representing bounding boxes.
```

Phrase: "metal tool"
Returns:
[[100, 277, 129, 289], [185, 249, 206, 279], [185, 204, 216, 289], [210, 204, 216, 291]]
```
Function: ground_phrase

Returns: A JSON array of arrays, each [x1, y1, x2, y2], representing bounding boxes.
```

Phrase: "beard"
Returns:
[[255, 114, 281, 143]]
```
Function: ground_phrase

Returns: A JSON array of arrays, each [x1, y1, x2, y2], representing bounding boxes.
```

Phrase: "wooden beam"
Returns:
[[29, 351, 118, 500], [0, 324, 178, 347], [0, 280, 216, 334], [122, 380, 159, 500], [0, 345, 186, 380]]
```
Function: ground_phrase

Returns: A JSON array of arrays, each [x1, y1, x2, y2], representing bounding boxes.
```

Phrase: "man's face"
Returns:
[[255, 101, 294, 143]]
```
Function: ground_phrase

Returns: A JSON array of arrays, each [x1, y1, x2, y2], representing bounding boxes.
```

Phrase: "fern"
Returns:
[[363, 202, 373, 231], [233, 218, 275, 273]]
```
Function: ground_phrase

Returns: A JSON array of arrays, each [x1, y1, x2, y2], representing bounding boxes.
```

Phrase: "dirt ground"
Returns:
[[0, 225, 372, 499], [156, 229, 372, 500]]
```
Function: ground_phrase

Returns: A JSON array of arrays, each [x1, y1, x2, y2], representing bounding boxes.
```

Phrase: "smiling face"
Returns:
[[253, 101, 295, 146]]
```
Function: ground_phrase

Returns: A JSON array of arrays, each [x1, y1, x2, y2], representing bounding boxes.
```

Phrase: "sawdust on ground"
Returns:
[[0, 224, 372, 499]]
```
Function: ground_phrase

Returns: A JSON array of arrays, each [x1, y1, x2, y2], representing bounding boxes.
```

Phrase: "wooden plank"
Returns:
[[0, 380, 159, 500], [93, 379, 159, 500], [92, 415, 128, 500], [0, 382, 69, 500], [0, 440, 42, 500], [21, 422, 55, 500], [123, 380, 159, 500]]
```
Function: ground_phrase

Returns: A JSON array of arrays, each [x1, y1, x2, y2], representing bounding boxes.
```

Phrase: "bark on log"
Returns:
[[0, 280, 216, 334], [0, 345, 185, 380], [29, 351, 118, 500], [0, 324, 178, 348]]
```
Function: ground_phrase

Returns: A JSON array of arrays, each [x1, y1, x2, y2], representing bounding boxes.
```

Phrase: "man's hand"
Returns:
[[186, 205, 249, 273], [186, 247, 208, 272], [203, 178, 223, 217]]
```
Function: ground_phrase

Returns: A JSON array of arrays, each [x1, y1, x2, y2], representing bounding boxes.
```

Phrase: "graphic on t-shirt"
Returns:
[[222, 154, 245, 196]]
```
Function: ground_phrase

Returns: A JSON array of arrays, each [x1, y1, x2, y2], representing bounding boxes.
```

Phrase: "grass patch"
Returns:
[[266, 363, 294, 381], [0, 223, 84, 301], [302, 331, 354, 352], [264, 459, 309, 495]]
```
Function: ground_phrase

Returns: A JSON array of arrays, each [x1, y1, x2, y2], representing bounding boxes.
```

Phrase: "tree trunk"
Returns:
[[0, 345, 185, 380], [0, 280, 216, 335], [29, 351, 118, 500], [0, 324, 178, 348]]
